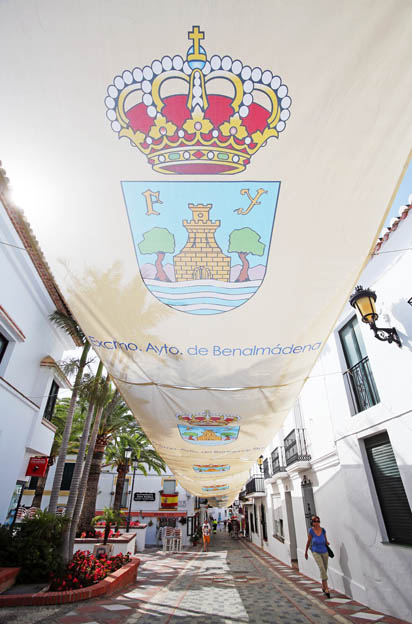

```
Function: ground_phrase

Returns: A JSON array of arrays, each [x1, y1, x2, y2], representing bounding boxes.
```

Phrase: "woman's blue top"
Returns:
[[309, 527, 328, 553]]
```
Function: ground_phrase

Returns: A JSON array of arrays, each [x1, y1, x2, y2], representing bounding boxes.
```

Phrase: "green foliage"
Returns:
[[51, 398, 86, 457], [0, 511, 68, 582], [228, 228, 265, 255], [104, 430, 166, 476], [92, 508, 125, 544], [138, 227, 175, 255]]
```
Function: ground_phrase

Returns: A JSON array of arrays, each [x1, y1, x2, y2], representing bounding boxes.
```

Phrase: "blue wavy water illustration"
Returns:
[[145, 278, 262, 315]]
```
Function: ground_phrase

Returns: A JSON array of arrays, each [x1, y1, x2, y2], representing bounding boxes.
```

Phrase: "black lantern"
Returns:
[[349, 285, 401, 348], [257, 455, 264, 473]]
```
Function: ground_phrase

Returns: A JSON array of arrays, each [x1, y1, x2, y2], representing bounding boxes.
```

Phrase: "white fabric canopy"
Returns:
[[1, 0, 412, 502]]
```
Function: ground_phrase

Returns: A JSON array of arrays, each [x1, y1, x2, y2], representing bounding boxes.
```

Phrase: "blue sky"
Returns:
[[386, 159, 412, 226]]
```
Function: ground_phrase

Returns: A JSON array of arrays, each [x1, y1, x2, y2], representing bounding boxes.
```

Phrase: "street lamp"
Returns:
[[257, 455, 264, 474], [126, 455, 139, 532], [349, 285, 401, 348]]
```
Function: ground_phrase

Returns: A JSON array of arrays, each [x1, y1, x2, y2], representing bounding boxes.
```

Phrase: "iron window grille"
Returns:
[[271, 446, 286, 474], [263, 458, 271, 479], [284, 429, 311, 466], [344, 356, 380, 413]]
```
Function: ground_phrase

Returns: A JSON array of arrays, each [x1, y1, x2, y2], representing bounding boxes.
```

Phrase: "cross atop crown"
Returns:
[[187, 25, 206, 64]]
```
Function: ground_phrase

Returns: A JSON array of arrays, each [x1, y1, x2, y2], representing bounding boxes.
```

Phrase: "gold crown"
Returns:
[[177, 409, 239, 426], [105, 26, 291, 174]]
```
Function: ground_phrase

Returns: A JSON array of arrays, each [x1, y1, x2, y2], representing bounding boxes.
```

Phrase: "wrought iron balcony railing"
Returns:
[[284, 428, 311, 466], [343, 356, 380, 414], [245, 475, 265, 495], [271, 446, 287, 475], [263, 458, 271, 479]]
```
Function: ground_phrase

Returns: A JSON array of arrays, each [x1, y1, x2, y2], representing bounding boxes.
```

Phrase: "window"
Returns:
[[340, 316, 379, 413], [271, 447, 286, 474], [273, 495, 284, 540], [364, 432, 412, 546], [28, 476, 39, 490], [163, 479, 176, 494], [263, 458, 271, 479], [60, 463, 75, 491], [43, 380, 60, 422], [0, 331, 8, 365]]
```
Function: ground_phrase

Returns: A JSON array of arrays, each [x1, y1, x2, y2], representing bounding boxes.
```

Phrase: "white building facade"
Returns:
[[21, 457, 199, 547], [0, 170, 74, 525], [242, 201, 412, 622]]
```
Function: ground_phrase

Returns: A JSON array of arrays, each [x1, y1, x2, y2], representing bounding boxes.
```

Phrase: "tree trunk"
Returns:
[[236, 252, 250, 282], [62, 362, 103, 563], [31, 466, 50, 508], [75, 437, 106, 537], [48, 342, 91, 514], [113, 466, 128, 513], [155, 252, 170, 281]]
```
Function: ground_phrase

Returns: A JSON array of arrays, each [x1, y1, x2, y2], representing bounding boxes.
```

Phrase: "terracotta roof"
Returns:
[[0, 162, 81, 346], [373, 202, 412, 254]]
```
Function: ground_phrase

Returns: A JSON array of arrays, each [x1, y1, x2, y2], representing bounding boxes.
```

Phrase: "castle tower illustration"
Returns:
[[173, 204, 231, 281]]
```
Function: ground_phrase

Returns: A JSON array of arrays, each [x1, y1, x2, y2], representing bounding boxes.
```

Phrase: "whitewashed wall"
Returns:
[[0, 200, 73, 523], [245, 208, 412, 621]]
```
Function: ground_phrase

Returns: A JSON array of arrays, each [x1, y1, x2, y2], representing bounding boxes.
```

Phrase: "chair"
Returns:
[[162, 526, 174, 551], [172, 528, 182, 552]]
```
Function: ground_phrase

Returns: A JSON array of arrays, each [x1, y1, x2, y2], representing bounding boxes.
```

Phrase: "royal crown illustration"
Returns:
[[105, 26, 291, 174], [177, 409, 239, 426]]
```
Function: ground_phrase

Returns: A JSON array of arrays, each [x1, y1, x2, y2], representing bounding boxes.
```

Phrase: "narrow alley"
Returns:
[[0, 532, 406, 624]]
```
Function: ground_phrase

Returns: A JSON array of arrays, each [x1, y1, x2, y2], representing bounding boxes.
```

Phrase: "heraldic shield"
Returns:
[[122, 181, 280, 315]]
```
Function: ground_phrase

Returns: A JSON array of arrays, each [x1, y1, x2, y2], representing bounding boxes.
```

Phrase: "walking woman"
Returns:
[[304, 515, 331, 598]]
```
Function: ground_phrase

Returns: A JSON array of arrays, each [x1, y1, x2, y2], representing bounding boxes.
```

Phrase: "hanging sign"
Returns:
[[26, 457, 48, 478]]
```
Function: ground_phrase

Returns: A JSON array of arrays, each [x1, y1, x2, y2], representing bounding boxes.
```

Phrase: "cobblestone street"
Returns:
[[0, 532, 408, 624]]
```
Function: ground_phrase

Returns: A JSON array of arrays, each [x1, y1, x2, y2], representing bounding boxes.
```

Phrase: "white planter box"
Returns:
[[120, 525, 148, 552], [74, 533, 136, 556]]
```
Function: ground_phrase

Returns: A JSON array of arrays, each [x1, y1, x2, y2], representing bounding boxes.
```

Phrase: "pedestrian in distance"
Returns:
[[227, 519, 232, 536], [304, 515, 331, 598], [202, 518, 212, 552], [212, 518, 217, 534]]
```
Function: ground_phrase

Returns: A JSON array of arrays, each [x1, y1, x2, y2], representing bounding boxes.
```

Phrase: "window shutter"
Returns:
[[365, 432, 412, 546]]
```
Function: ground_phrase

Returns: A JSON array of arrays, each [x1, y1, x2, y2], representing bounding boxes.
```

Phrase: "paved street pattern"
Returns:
[[0, 533, 409, 624]]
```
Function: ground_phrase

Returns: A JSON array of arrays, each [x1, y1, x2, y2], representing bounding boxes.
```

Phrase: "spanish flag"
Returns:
[[160, 492, 178, 509]]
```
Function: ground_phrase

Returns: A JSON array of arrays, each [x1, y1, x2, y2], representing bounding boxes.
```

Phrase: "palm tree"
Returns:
[[61, 362, 104, 562], [104, 431, 166, 513], [92, 508, 125, 544], [67, 374, 113, 557], [31, 399, 85, 508], [48, 311, 91, 514], [76, 389, 138, 535]]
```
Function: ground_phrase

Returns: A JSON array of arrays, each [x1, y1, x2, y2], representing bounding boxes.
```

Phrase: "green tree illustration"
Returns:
[[182, 428, 197, 441], [222, 429, 238, 441], [228, 228, 265, 282], [138, 227, 175, 281]]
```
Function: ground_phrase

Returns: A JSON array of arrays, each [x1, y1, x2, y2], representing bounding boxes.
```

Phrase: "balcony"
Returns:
[[343, 356, 380, 414], [238, 489, 247, 502], [245, 475, 265, 497], [263, 458, 271, 479], [284, 428, 311, 471], [270, 446, 288, 478]]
